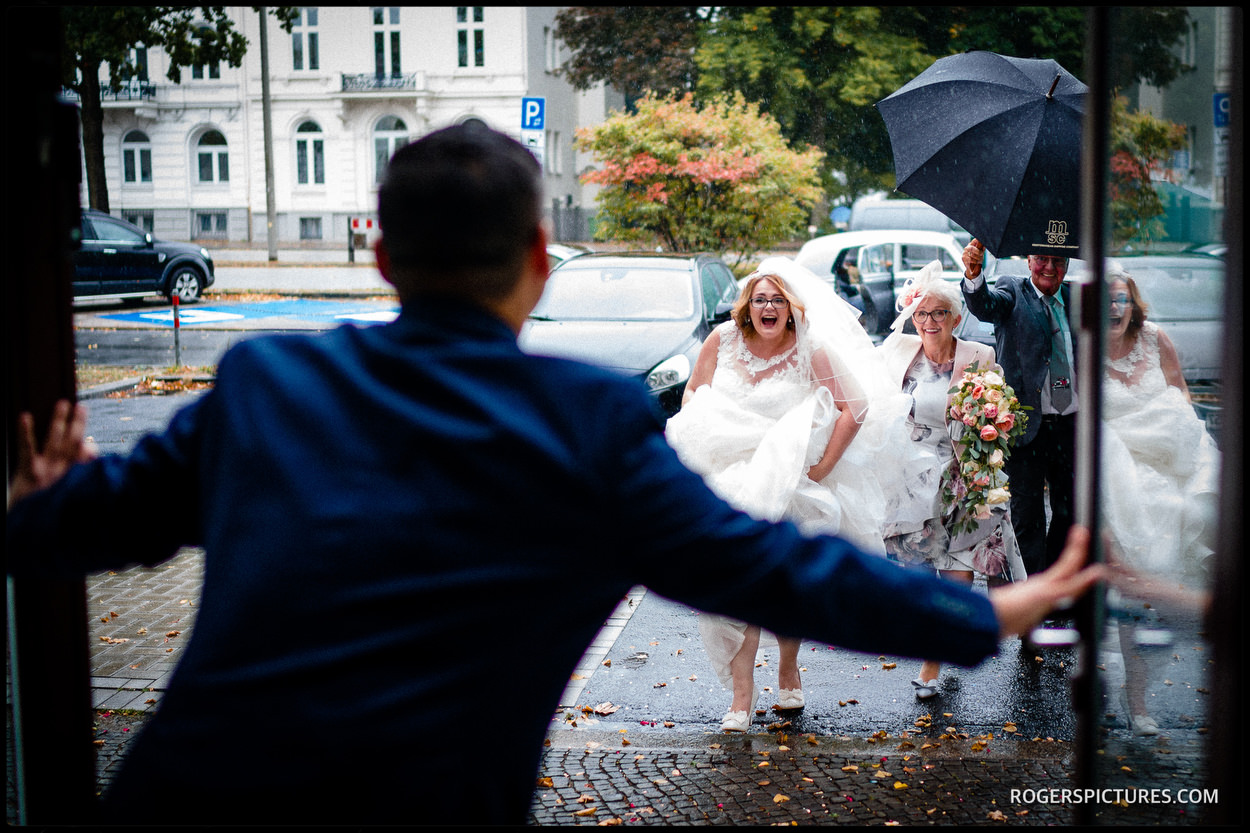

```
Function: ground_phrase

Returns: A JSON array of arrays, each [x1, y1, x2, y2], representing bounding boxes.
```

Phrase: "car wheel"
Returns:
[[167, 267, 203, 303]]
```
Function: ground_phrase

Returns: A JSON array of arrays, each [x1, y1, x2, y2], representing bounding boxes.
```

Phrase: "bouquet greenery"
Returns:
[[941, 361, 1030, 537]]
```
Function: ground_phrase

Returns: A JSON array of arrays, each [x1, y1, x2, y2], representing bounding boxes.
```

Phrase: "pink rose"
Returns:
[[979, 424, 999, 441], [963, 413, 978, 428], [997, 413, 1015, 431], [983, 403, 998, 419], [972, 384, 985, 400]]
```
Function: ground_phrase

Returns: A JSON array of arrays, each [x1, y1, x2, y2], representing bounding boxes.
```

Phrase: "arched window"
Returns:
[[122, 130, 152, 184], [374, 116, 408, 184], [197, 130, 229, 183], [295, 120, 324, 185]]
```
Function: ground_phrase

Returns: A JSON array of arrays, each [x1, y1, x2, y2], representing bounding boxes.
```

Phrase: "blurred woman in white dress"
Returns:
[[1100, 265, 1219, 735], [665, 257, 918, 732]]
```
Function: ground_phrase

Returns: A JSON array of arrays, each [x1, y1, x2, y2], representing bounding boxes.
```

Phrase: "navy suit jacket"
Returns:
[[8, 303, 1000, 825], [962, 274, 1078, 445]]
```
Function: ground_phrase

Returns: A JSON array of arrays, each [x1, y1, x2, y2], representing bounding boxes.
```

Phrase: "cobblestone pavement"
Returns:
[[10, 550, 1218, 826]]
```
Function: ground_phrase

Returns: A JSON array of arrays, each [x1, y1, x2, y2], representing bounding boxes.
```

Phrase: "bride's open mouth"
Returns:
[[760, 312, 780, 328]]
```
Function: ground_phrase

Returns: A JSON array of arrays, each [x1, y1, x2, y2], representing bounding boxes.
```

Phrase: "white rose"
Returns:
[[988, 449, 1005, 467], [986, 486, 1011, 505], [983, 371, 1004, 387]]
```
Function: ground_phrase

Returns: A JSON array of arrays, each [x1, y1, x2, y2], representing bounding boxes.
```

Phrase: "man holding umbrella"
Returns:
[[874, 50, 1088, 577], [962, 243, 1077, 576]]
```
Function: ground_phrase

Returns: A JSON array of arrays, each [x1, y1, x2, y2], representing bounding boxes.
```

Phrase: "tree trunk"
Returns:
[[77, 61, 109, 213]]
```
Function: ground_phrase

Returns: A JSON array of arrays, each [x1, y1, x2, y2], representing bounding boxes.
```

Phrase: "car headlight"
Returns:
[[200, 248, 211, 260], [645, 354, 691, 392]]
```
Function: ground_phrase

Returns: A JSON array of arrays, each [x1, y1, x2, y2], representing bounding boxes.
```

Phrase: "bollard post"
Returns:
[[347, 216, 355, 263], [172, 294, 181, 368]]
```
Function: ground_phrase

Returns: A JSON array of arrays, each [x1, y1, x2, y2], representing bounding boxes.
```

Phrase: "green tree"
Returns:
[[61, 6, 298, 213], [553, 7, 705, 109], [1108, 95, 1188, 250], [576, 92, 823, 269], [694, 7, 939, 210]]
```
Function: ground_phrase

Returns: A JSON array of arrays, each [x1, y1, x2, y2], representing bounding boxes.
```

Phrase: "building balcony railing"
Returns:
[[341, 72, 420, 93], [61, 82, 158, 103]]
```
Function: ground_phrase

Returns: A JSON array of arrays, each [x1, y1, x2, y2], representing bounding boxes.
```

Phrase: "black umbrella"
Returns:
[[875, 51, 1087, 258]]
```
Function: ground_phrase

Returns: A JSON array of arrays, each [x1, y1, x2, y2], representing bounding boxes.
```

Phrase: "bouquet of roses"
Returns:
[[941, 361, 1030, 537]]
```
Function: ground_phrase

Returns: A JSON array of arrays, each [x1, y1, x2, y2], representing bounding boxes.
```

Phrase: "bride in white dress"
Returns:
[[1100, 267, 1219, 735], [665, 257, 918, 732]]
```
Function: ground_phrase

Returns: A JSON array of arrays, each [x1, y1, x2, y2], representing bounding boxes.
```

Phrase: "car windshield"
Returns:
[[1126, 262, 1223, 321], [532, 265, 695, 321]]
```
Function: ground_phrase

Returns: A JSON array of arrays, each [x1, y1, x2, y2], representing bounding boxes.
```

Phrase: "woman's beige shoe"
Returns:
[[721, 710, 750, 732], [776, 688, 805, 710]]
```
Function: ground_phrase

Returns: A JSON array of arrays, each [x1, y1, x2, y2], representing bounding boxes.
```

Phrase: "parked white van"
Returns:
[[795, 229, 975, 335]]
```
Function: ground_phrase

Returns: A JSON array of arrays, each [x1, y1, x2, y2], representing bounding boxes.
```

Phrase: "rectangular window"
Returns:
[[299, 217, 323, 240], [134, 46, 148, 81], [191, 62, 220, 80], [125, 148, 152, 183], [198, 153, 214, 182], [293, 8, 320, 71], [373, 7, 400, 77], [195, 211, 227, 238], [217, 152, 229, 182], [296, 139, 325, 185], [457, 7, 484, 68], [121, 210, 154, 233]]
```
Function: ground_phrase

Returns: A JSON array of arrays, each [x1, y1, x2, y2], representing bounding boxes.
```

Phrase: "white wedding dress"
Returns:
[[665, 258, 921, 687], [1100, 321, 1219, 584]]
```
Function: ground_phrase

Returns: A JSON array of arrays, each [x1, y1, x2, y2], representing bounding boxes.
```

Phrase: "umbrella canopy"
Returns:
[[875, 51, 1087, 258]]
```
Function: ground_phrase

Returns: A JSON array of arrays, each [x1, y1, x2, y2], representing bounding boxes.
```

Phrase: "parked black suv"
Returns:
[[74, 209, 215, 302]]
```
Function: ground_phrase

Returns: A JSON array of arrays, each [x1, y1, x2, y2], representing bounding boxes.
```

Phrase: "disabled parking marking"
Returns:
[[99, 299, 400, 327]]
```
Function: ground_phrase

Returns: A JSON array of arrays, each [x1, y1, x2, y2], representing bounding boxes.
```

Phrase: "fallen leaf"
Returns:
[[663, 721, 674, 728], [882, 662, 897, 670], [688, 675, 697, 681], [841, 765, 860, 773], [896, 740, 916, 750], [621, 739, 631, 746], [893, 781, 908, 790], [573, 807, 597, 817], [598, 817, 623, 826], [166, 631, 180, 638], [577, 794, 595, 804], [592, 702, 620, 716], [602, 659, 611, 667], [773, 794, 790, 804], [987, 810, 1007, 821], [653, 682, 667, 688], [536, 777, 554, 788]]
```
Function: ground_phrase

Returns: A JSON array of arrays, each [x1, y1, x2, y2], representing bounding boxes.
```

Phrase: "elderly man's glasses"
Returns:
[[912, 309, 950, 323], [750, 296, 789, 309]]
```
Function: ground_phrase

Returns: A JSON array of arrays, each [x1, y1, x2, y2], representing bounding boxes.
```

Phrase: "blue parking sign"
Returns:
[[1213, 93, 1230, 128], [522, 97, 546, 130]]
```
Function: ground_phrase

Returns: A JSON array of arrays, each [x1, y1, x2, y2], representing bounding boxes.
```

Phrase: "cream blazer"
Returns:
[[879, 332, 997, 416]]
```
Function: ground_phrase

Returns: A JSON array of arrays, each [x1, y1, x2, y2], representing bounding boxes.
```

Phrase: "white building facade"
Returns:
[[81, 6, 620, 246]]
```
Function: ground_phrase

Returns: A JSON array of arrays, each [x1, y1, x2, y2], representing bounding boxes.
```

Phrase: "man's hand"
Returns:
[[8, 400, 96, 509], [989, 526, 1103, 637], [962, 239, 985, 280]]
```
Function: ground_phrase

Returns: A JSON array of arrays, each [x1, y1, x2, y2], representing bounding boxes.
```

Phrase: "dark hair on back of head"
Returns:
[[378, 121, 542, 301]]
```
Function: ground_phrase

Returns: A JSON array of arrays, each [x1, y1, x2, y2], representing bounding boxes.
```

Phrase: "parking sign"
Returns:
[[522, 97, 546, 130]]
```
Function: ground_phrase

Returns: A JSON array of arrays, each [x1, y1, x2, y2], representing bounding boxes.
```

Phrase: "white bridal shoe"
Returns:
[[721, 710, 751, 732], [911, 678, 939, 700], [775, 688, 805, 710]]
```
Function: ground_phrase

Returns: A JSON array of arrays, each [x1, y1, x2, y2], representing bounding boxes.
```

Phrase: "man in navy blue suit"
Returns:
[[962, 241, 1079, 576], [8, 123, 1099, 826]]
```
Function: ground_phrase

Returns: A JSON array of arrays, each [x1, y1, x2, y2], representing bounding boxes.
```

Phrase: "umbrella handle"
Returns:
[[1046, 74, 1060, 99]]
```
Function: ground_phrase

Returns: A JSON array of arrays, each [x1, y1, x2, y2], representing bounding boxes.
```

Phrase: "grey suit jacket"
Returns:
[[962, 274, 1077, 445]]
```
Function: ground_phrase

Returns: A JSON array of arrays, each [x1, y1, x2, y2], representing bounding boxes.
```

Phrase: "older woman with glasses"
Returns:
[[667, 257, 918, 731], [878, 261, 1026, 700]]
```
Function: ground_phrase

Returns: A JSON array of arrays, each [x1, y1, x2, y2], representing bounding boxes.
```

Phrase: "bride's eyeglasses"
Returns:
[[750, 296, 790, 309], [912, 309, 950, 323]]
